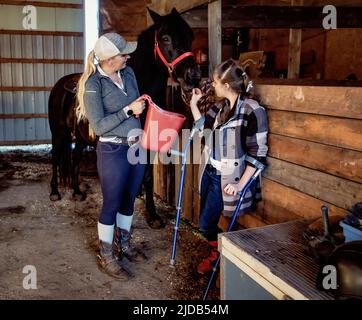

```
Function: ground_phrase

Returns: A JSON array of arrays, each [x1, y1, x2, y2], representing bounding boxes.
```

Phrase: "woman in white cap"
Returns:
[[76, 33, 146, 279]]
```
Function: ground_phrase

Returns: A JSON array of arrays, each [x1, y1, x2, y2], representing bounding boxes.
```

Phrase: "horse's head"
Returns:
[[148, 8, 202, 102]]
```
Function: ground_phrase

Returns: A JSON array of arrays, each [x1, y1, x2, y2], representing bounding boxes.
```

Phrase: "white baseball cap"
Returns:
[[94, 33, 137, 61]]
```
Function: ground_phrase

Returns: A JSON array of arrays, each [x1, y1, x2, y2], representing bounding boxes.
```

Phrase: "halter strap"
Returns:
[[154, 32, 194, 81]]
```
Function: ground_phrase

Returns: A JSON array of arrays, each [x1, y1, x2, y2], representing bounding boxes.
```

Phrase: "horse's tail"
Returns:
[[48, 73, 79, 187]]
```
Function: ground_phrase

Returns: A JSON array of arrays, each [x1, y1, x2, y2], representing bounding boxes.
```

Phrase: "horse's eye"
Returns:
[[161, 35, 171, 43]]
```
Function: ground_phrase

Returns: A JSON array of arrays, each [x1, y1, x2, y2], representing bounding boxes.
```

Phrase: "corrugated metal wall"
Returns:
[[0, 1, 84, 145], [0, 34, 84, 144]]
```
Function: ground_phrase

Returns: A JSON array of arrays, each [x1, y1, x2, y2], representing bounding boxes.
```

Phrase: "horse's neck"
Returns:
[[130, 28, 156, 72], [130, 27, 169, 108]]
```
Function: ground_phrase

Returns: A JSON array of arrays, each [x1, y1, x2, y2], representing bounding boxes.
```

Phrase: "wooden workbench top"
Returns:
[[220, 220, 335, 300]]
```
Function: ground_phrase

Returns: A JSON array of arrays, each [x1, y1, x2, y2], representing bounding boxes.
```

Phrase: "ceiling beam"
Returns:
[[149, 0, 217, 16], [182, 6, 362, 28], [231, 0, 362, 6]]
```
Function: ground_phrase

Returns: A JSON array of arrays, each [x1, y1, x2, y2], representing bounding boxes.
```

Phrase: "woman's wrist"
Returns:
[[190, 102, 198, 110], [123, 105, 134, 117], [238, 165, 257, 189]]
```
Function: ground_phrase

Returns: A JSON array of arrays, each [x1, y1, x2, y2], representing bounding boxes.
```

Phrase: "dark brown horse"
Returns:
[[48, 8, 201, 228]]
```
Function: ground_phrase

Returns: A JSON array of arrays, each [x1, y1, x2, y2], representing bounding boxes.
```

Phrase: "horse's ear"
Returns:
[[147, 7, 161, 24], [171, 8, 180, 16]]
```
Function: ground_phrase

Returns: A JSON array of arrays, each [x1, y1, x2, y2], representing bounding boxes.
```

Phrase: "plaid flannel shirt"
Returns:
[[198, 95, 268, 216]]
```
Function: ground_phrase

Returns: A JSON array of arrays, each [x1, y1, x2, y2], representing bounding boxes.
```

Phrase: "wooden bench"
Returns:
[[219, 219, 334, 300]]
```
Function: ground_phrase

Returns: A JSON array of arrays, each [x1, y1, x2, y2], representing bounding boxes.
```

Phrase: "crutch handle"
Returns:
[[193, 116, 205, 130], [190, 116, 205, 138], [245, 155, 265, 171], [167, 149, 185, 157]]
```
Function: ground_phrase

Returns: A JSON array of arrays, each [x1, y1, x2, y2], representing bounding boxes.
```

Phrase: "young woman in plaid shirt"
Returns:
[[190, 59, 268, 274]]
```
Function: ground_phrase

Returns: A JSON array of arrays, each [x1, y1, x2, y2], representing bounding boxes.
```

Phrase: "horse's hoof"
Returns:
[[73, 192, 86, 201], [146, 216, 166, 229], [50, 193, 61, 201]]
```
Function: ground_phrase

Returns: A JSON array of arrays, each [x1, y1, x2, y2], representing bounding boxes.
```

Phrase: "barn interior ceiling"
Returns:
[[99, 0, 362, 34]]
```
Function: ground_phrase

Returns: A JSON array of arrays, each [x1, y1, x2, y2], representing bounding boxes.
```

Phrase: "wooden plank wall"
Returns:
[[99, 0, 151, 40], [324, 29, 362, 80], [253, 83, 362, 225]]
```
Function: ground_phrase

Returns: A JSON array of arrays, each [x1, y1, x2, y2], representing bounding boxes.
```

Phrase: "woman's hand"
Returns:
[[189, 88, 203, 122], [224, 183, 243, 196], [190, 88, 202, 109], [129, 97, 146, 117]]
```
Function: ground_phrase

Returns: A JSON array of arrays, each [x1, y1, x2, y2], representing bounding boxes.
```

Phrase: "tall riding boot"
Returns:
[[197, 240, 219, 274], [97, 240, 134, 279], [114, 228, 146, 262]]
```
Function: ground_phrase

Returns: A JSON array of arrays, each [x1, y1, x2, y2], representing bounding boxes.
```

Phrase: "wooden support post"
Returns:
[[208, 0, 222, 77], [288, 0, 302, 79], [287, 29, 302, 79]]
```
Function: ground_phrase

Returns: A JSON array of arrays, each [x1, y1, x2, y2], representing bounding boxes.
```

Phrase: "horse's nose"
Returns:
[[186, 65, 202, 87]]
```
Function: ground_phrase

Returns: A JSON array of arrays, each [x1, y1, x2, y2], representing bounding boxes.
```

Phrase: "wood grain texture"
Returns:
[[268, 134, 362, 183], [265, 157, 362, 210], [149, 0, 215, 15], [0, 113, 48, 119], [208, 0, 222, 77], [287, 29, 301, 79], [0, 58, 83, 64], [255, 85, 362, 120], [259, 178, 348, 224], [268, 110, 362, 151], [220, 220, 334, 300], [0, 30, 82, 36], [0, 86, 52, 91], [0, 0, 82, 8]]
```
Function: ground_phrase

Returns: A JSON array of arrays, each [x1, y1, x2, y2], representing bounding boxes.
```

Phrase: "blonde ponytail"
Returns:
[[76, 50, 97, 122]]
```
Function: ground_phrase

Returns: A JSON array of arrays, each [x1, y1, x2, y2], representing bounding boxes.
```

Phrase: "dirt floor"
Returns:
[[0, 147, 219, 300]]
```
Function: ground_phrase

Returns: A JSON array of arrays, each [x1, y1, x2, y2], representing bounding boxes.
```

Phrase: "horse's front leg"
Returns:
[[144, 163, 166, 228], [50, 138, 62, 201], [71, 140, 86, 201]]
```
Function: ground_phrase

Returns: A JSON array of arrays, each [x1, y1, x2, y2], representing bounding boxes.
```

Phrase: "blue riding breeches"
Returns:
[[96, 141, 146, 225]]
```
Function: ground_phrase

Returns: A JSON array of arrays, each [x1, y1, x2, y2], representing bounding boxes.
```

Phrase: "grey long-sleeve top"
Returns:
[[84, 66, 141, 137]]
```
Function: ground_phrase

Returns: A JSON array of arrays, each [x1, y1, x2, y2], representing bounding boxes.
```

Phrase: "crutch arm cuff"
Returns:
[[245, 155, 266, 171]]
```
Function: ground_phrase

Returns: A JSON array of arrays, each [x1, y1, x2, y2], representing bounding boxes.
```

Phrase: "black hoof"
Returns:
[[50, 193, 61, 201], [73, 191, 86, 201], [146, 215, 166, 229]]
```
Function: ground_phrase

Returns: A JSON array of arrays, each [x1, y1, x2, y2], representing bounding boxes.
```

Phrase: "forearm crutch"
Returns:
[[170, 116, 205, 266], [203, 156, 265, 300]]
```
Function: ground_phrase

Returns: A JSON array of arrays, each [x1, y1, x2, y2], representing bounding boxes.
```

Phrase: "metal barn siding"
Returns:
[[0, 34, 84, 145], [0, 1, 84, 146]]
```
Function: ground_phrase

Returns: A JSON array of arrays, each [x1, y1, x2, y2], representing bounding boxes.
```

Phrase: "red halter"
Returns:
[[154, 32, 194, 82]]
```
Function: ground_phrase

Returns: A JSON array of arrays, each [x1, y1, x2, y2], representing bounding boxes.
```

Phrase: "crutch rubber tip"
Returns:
[[170, 259, 176, 266]]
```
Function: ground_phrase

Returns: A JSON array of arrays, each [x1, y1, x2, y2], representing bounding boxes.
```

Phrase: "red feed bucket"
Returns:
[[140, 94, 186, 153]]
